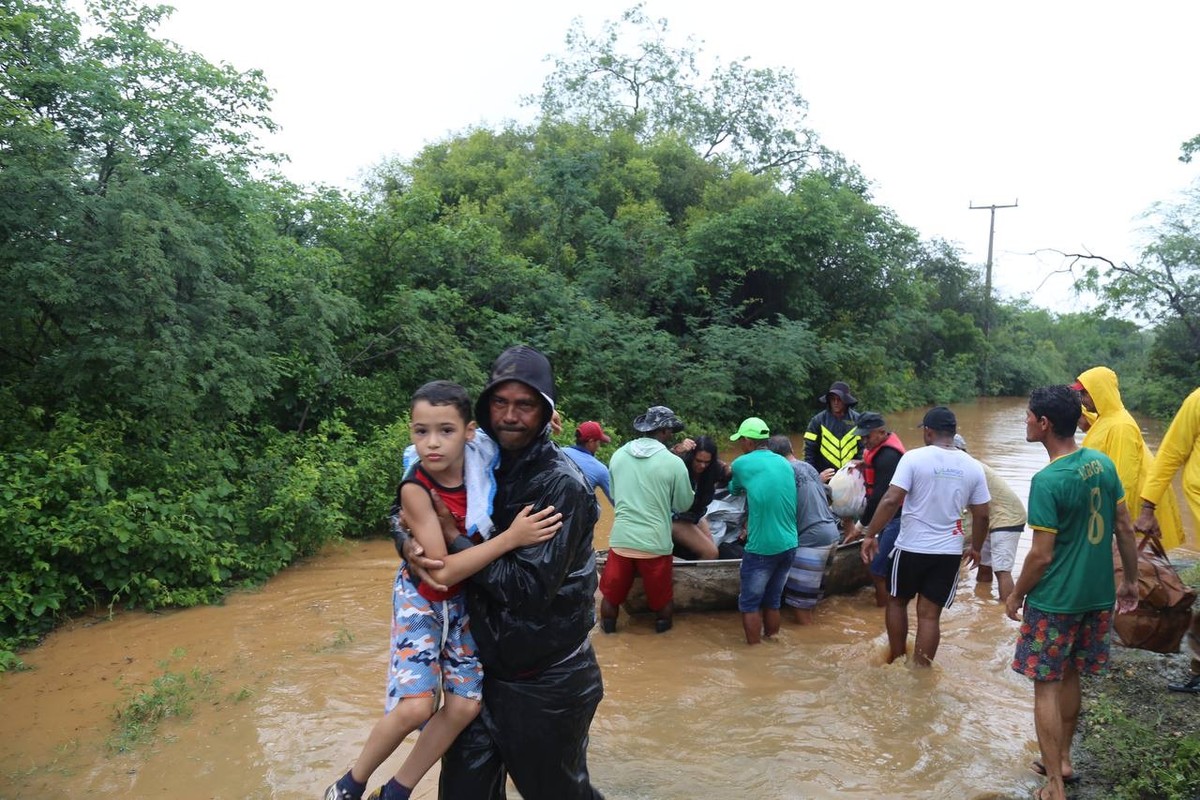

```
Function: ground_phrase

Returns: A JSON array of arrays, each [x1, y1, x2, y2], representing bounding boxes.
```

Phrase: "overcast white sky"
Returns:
[[149, 1, 1200, 312]]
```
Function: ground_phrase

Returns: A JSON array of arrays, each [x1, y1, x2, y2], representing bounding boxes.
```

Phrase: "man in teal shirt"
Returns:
[[598, 406, 694, 634], [1006, 385, 1139, 800], [729, 417, 798, 644]]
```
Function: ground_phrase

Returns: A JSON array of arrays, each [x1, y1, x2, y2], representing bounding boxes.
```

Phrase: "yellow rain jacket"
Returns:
[[1077, 366, 1184, 549], [1140, 386, 1200, 545]]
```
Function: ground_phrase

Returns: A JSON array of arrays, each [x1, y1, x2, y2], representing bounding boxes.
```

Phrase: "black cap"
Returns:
[[918, 406, 957, 433], [852, 412, 885, 436]]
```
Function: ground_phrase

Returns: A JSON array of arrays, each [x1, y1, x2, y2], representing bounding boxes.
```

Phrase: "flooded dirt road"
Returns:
[[2, 397, 1195, 799]]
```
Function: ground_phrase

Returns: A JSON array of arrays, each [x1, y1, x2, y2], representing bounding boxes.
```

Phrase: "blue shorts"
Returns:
[[386, 564, 483, 713], [739, 548, 797, 613], [869, 516, 902, 578]]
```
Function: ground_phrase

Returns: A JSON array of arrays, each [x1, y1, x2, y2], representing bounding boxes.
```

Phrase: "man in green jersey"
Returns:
[[1005, 385, 1139, 800]]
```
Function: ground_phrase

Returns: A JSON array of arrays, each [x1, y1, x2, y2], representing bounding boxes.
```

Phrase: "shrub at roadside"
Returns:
[[0, 413, 410, 670], [1075, 563, 1200, 800]]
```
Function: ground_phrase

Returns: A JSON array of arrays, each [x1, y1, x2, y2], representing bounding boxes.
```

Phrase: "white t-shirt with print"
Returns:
[[892, 444, 990, 555]]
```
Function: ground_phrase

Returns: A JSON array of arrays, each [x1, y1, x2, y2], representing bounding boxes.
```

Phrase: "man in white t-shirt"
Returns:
[[861, 406, 990, 665]]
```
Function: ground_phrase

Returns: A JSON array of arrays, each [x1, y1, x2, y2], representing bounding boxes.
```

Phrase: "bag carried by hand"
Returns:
[[1112, 532, 1197, 653], [829, 464, 867, 518]]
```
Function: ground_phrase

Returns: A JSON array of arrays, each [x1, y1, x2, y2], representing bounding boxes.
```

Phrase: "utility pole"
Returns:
[[969, 200, 1017, 394], [969, 200, 1018, 337]]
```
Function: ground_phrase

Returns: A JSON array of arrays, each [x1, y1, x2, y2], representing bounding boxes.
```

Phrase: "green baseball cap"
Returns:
[[730, 416, 770, 441]]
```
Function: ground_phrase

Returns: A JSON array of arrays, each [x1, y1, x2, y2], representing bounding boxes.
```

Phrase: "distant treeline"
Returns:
[[2, 0, 1196, 665]]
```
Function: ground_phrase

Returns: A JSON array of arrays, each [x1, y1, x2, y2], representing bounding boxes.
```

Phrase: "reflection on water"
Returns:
[[1, 398, 1195, 799]]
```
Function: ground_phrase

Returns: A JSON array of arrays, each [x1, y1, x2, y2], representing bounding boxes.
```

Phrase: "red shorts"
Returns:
[[599, 552, 673, 611]]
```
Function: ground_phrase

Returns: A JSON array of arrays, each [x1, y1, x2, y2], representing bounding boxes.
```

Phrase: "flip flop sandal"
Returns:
[[1031, 761, 1080, 784]]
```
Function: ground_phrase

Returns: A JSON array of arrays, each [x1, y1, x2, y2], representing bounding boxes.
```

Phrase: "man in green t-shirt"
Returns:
[[728, 416, 798, 645], [599, 405, 694, 635], [1005, 385, 1139, 800]]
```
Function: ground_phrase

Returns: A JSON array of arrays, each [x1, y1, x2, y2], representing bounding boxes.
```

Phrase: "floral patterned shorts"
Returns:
[[1011, 604, 1112, 682]]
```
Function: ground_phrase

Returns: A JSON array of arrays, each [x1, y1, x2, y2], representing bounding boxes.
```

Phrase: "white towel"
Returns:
[[402, 431, 498, 540]]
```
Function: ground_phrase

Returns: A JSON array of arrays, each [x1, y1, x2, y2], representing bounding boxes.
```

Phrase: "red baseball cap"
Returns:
[[1069, 380, 1085, 391], [576, 421, 611, 443]]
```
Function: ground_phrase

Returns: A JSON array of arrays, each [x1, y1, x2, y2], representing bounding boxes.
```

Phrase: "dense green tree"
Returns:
[[536, 4, 820, 177], [3, 0, 1174, 668], [0, 0, 313, 433], [687, 318, 818, 430], [686, 173, 921, 332]]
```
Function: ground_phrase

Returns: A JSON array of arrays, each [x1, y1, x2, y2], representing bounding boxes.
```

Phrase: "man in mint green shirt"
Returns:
[[1006, 385, 1138, 799], [728, 416, 798, 644], [598, 406, 694, 634]]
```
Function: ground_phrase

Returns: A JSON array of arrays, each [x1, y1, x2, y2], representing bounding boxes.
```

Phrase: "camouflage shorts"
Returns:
[[385, 564, 483, 712]]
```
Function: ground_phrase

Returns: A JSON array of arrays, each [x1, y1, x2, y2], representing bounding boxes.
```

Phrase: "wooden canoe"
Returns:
[[594, 539, 872, 613]]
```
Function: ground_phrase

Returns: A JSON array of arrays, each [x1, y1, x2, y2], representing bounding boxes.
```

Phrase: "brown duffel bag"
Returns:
[[1112, 532, 1197, 653]]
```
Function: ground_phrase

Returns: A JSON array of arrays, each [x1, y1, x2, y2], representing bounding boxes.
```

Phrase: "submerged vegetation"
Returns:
[[1, 0, 1198, 672], [108, 649, 216, 753]]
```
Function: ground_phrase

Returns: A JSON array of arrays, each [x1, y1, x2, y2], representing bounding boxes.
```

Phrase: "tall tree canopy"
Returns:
[[536, 3, 821, 177], [2, 0, 1175, 667], [0, 0, 354, 434]]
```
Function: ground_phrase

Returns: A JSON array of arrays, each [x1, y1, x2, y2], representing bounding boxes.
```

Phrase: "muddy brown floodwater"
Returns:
[[2, 398, 1196, 799]]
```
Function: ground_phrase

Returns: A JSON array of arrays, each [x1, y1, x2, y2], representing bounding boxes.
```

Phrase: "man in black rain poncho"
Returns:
[[398, 345, 604, 799]]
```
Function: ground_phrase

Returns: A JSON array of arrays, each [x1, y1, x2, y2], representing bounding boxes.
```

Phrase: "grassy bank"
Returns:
[[1072, 561, 1200, 800]]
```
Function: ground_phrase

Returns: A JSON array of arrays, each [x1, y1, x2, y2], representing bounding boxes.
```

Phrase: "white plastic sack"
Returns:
[[829, 464, 867, 518], [704, 490, 747, 547]]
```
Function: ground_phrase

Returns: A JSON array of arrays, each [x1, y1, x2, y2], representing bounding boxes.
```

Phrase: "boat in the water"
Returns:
[[594, 539, 871, 613]]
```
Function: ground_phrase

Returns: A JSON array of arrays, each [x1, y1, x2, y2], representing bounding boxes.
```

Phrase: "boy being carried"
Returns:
[[324, 380, 562, 800]]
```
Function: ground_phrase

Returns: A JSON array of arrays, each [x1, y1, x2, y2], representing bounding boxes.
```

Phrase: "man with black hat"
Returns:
[[861, 406, 990, 666], [851, 412, 907, 607], [598, 406, 694, 634], [804, 381, 862, 481], [397, 345, 604, 799]]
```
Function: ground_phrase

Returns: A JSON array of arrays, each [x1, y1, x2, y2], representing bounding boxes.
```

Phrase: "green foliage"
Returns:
[[1076, 184, 1200, 403], [1182, 132, 1200, 163], [535, 4, 821, 177], [688, 319, 817, 430], [0, 0, 286, 433], [0, 409, 412, 663], [1081, 693, 1200, 800], [544, 304, 688, 426], [311, 626, 356, 653], [2, 0, 1179, 667], [250, 416, 414, 555], [108, 649, 216, 753]]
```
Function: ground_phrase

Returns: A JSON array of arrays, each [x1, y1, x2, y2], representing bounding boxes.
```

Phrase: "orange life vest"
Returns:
[[862, 431, 905, 496]]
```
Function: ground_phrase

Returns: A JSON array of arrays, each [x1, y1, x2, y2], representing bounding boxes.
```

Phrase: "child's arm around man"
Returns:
[[325, 380, 561, 800]]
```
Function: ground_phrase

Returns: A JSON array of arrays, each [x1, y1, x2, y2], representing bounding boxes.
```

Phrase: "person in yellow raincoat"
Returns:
[[1071, 366, 1184, 549], [1137, 386, 1200, 541], [1134, 386, 1200, 693]]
